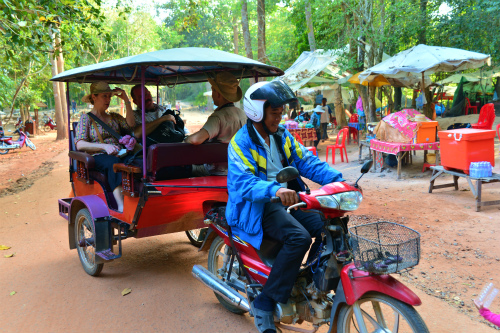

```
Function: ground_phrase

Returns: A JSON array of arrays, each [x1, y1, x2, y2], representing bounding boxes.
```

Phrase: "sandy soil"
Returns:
[[0, 110, 499, 332]]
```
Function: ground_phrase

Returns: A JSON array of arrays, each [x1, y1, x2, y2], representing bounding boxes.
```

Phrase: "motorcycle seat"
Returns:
[[256, 237, 282, 268], [0, 136, 12, 140]]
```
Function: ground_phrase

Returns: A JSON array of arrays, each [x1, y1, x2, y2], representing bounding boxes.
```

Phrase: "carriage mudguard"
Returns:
[[68, 195, 110, 250], [340, 263, 421, 306]]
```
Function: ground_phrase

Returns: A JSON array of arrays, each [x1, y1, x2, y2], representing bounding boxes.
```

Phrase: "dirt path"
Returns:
[[0, 127, 499, 332]]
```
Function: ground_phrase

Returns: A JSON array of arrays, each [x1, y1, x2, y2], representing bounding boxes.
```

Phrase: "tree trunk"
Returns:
[[305, 0, 316, 51], [423, 87, 434, 119], [356, 85, 370, 122], [333, 83, 347, 129], [368, 85, 377, 121], [55, 32, 68, 138], [382, 86, 393, 114], [394, 87, 402, 111], [411, 89, 417, 109], [233, 15, 239, 55], [241, 0, 253, 60], [50, 40, 65, 140], [418, 0, 427, 45], [257, 0, 267, 63], [495, 78, 500, 98]]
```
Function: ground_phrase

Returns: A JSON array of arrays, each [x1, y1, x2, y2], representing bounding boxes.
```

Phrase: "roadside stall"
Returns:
[[371, 109, 440, 179]]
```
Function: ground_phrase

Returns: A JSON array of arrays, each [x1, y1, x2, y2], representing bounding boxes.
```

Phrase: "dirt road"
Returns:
[[0, 132, 499, 332]]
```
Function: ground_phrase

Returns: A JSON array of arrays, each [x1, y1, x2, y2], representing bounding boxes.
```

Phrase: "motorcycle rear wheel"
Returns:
[[207, 236, 247, 315], [336, 293, 429, 333], [0, 142, 8, 154], [185, 228, 207, 248], [44, 125, 52, 132]]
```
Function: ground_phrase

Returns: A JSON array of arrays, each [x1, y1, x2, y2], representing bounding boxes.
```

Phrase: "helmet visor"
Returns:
[[249, 80, 297, 108]]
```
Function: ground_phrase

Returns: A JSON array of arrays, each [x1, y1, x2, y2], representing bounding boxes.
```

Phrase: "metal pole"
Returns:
[[66, 82, 71, 151], [141, 67, 147, 179]]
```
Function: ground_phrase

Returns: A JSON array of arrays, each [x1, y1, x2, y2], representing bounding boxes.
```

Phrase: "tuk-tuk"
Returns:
[[52, 48, 284, 276]]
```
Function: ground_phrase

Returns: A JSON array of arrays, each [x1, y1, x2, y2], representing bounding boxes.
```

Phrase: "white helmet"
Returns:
[[243, 80, 297, 122]]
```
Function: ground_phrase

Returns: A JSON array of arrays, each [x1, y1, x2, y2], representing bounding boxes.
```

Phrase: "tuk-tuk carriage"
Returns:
[[52, 48, 284, 276]]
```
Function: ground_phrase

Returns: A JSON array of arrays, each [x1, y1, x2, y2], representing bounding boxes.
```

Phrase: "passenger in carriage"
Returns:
[[75, 81, 138, 213], [129, 85, 179, 139], [185, 72, 247, 175]]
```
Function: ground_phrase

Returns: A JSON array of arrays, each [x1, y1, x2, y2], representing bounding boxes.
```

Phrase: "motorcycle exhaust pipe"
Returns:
[[192, 264, 250, 312]]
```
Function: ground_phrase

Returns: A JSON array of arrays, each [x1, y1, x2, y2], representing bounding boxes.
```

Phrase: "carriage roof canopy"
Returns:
[[50, 47, 284, 85]]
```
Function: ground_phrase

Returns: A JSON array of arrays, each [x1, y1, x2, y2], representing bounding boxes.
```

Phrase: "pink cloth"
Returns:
[[356, 96, 363, 112], [382, 109, 431, 140], [480, 308, 500, 326], [370, 139, 440, 154], [119, 135, 136, 151]]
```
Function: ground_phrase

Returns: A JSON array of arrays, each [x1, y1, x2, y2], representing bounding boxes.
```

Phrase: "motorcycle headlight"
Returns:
[[332, 191, 363, 211], [317, 192, 363, 211], [316, 195, 340, 209]]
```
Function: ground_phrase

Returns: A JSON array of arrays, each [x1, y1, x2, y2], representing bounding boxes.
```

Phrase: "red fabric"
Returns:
[[288, 128, 317, 141], [471, 103, 495, 130]]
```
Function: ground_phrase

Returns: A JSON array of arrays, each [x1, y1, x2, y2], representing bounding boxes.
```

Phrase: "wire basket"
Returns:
[[348, 221, 421, 275]]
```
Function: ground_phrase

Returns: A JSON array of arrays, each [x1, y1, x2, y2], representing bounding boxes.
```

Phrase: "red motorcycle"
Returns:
[[0, 128, 36, 154], [193, 161, 429, 333], [43, 117, 57, 132]]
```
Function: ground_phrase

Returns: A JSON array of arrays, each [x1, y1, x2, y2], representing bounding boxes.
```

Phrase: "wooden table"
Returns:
[[288, 128, 317, 145], [370, 139, 441, 179], [429, 166, 500, 212], [358, 139, 372, 162]]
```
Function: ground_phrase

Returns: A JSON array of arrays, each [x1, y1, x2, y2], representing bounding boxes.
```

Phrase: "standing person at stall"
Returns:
[[310, 105, 324, 150], [74, 81, 137, 213], [320, 97, 333, 141]]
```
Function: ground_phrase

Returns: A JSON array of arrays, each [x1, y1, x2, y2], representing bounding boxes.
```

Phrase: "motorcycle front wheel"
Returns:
[[207, 235, 247, 315], [44, 125, 52, 132], [336, 293, 429, 333]]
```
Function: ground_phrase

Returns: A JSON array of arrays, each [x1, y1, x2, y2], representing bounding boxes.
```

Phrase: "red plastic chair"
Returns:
[[496, 123, 500, 139], [326, 127, 349, 164], [293, 133, 317, 156], [471, 103, 495, 130], [465, 97, 477, 115]]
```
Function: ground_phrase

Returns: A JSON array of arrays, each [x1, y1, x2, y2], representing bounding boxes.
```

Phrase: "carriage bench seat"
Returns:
[[147, 142, 229, 181]]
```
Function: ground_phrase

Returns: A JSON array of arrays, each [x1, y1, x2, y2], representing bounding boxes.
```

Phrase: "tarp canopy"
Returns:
[[279, 46, 391, 90], [359, 44, 491, 84], [51, 47, 283, 85]]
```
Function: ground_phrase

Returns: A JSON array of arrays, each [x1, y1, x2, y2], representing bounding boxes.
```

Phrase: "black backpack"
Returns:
[[146, 109, 185, 146]]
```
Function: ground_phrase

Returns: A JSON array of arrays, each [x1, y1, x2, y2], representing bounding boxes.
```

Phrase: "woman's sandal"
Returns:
[[250, 300, 276, 333]]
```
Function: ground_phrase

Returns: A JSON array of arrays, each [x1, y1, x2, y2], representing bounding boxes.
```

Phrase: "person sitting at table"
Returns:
[[75, 81, 137, 213]]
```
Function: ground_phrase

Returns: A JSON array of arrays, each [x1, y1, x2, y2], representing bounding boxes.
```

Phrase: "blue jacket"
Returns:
[[226, 120, 344, 249], [310, 112, 321, 129]]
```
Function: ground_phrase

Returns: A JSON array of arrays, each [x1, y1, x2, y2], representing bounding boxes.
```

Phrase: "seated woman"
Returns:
[[74, 81, 136, 213]]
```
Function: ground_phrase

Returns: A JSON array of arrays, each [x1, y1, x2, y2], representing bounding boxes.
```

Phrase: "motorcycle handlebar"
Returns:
[[270, 197, 281, 203]]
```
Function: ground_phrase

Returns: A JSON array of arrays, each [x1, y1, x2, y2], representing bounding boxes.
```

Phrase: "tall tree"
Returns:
[[241, 0, 253, 60], [257, 0, 267, 63], [304, 0, 316, 51]]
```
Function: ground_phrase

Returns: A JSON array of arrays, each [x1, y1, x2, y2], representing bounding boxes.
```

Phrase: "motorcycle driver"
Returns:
[[226, 80, 344, 333]]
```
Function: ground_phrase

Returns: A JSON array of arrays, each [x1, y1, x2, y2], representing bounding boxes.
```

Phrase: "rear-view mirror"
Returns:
[[276, 166, 299, 183], [361, 160, 373, 174]]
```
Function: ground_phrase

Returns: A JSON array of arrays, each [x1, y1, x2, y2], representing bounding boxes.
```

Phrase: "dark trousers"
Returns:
[[320, 123, 329, 140], [93, 153, 142, 191], [261, 202, 324, 303], [314, 129, 321, 148]]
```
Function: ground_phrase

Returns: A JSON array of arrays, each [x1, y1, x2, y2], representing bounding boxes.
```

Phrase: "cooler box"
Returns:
[[438, 128, 495, 174], [415, 121, 438, 143]]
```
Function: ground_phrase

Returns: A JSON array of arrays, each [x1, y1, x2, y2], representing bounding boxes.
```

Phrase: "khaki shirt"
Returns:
[[202, 104, 247, 143]]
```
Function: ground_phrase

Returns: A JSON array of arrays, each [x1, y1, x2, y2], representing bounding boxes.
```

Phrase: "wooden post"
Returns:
[[34, 108, 39, 135]]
